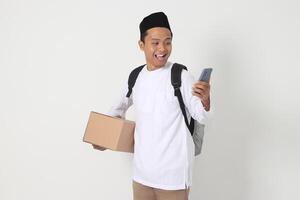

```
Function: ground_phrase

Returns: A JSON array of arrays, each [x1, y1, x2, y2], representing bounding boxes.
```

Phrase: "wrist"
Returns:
[[201, 96, 210, 111]]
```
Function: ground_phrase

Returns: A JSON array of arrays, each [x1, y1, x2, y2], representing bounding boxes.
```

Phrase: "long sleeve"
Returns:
[[107, 84, 133, 119], [180, 70, 209, 124]]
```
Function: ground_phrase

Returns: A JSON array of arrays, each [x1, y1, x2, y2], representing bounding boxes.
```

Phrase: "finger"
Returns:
[[193, 84, 209, 91], [193, 87, 205, 95], [192, 91, 203, 99], [193, 90, 209, 101], [93, 145, 104, 150], [195, 81, 210, 86], [193, 84, 210, 94]]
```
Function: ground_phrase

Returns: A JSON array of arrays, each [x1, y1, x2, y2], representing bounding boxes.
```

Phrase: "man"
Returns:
[[94, 12, 210, 200]]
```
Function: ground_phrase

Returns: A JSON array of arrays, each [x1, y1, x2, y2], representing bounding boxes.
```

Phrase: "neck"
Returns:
[[146, 63, 165, 71]]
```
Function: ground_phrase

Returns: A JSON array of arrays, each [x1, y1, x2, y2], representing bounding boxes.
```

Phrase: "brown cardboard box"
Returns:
[[83, 111, 135, 153]]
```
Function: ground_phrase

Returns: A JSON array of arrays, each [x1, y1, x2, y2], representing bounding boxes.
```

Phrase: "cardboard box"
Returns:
[[83, 111, 135, 153]]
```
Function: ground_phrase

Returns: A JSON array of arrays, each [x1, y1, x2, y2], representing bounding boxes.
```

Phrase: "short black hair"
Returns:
[[140, 31, 148, 43]]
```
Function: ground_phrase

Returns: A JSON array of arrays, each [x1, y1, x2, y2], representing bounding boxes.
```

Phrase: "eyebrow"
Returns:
[[151, 37, 172, 41]]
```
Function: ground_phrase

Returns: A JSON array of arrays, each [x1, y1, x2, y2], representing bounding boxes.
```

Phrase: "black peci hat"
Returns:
[[139, 12, 172, 39]]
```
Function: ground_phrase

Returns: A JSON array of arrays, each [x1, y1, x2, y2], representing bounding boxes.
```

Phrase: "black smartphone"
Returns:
[[199, 68, 213, 83]]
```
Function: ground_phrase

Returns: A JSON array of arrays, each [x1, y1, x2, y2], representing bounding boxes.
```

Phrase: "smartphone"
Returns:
[[199, 68, 213, 83]]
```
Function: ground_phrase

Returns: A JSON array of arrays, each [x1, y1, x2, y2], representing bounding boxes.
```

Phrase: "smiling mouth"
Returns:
[[155, 53, 167, 61]]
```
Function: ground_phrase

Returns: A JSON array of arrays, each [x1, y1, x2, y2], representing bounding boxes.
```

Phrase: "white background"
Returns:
[[1, 0, 299, 199]]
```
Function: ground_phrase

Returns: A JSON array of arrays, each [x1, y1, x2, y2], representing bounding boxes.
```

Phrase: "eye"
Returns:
[[152, 42, 159, 45], [165, 40, 172, 45]]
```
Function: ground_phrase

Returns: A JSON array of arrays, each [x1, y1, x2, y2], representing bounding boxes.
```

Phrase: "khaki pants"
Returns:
[[132, 180, 190, 200]]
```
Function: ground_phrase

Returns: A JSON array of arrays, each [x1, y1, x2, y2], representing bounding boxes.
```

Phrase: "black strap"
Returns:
[[126, 64, 145, 97], [171, 63, 194, 135]]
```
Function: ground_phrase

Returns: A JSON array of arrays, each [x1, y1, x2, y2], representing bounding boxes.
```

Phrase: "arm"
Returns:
[[180, 70, 210, 123], [192, 81, 210, 111], [93, 84, 133, 151], [107, 84, 133, 118]]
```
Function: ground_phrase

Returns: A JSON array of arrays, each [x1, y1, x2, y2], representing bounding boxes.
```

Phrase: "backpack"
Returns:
[[126, 63, 205, 156]]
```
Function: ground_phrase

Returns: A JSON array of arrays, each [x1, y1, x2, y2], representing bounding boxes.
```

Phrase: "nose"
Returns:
[[158, 43, 166, 52]]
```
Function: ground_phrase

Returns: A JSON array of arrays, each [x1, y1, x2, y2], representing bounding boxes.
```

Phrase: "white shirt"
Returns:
[[108, 62, 208, 190]]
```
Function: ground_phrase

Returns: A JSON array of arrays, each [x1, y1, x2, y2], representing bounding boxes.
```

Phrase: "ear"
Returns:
[[138, 40, 145, 51]]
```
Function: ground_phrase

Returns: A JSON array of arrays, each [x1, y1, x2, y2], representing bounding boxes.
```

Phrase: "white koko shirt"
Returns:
[[108, 62, 208, 190]]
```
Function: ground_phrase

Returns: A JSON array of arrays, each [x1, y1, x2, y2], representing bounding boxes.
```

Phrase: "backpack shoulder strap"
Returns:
[[171, 63, 194, 135], [171, 63, 187, 90], [126, 64, 145, 98]]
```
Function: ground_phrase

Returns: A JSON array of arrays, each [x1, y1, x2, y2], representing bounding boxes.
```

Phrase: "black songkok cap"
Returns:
[[139, 12, 172, 38]]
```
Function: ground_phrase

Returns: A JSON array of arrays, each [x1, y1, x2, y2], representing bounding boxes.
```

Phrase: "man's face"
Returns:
[[139, 27, 172, 70]]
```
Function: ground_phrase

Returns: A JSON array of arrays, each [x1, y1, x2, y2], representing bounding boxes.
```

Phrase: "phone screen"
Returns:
[[199, 68, 213, 83]]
